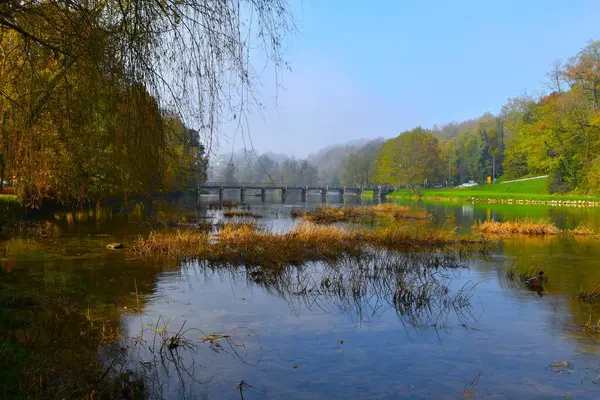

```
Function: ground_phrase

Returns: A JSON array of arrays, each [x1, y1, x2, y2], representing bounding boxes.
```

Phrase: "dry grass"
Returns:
[[292, 203, 431, 224], [566, 223, 596, 236], [207, 200, 238, 209], [473, 219, 560, 236], [223, 210, 262, 219], [584, 315, 600, 336], [361, 225, 467, 248], [132, 222, 478, 268], [474, 219, 598, 237], [143, 211, 197, 227], [577, 284, 600, 303]]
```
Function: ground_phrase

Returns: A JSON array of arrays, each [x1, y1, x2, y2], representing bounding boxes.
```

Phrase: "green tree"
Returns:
[[374, 128, 441, 188]]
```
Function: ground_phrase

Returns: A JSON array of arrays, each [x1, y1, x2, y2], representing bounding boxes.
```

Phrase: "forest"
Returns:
[[370, 40, 600, 194]]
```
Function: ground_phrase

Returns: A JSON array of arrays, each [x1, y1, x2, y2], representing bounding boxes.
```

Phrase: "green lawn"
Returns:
[[386, 177, 600, 202]]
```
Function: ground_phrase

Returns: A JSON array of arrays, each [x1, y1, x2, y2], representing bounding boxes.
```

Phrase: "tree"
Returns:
[[0, 0, 293, 205], [374, 128, 441, 188], [0, 1, 292, 133]]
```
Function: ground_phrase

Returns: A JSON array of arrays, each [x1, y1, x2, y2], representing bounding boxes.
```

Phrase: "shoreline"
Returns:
[[385, 194, 600, 207]]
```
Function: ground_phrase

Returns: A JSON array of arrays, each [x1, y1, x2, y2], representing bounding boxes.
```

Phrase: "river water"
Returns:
[[1, 191, 600, 399]]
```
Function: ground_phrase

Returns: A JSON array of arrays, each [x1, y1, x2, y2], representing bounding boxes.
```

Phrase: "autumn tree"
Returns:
[[0, 0, 290, 205], [374, 128, 441, 188]]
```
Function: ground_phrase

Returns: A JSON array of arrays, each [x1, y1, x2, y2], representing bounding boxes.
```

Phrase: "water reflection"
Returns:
[[2, 197, 600, 398]]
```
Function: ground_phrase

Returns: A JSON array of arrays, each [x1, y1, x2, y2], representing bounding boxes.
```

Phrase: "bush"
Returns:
[[547, 159, 576, 194]]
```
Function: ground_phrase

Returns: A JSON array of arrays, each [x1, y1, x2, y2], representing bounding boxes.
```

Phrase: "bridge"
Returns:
[[197, 182, 397, 203]]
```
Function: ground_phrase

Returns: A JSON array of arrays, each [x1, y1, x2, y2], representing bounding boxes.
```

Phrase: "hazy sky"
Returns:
[[218, 0, 600, 158]]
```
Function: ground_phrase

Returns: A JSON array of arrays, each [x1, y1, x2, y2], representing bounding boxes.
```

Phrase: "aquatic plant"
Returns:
[[566, 223, 596, 236], [584, 315, 600, 336], [141, 211, 199, 227], [291, 203, 431, 224], [473, 219, 560, 236], [577, 284, 600, 303], [206, 200, 238, 210], [474, 218, 599, 237], [223, 210, 262, 219], [132, 222, 482, 269]]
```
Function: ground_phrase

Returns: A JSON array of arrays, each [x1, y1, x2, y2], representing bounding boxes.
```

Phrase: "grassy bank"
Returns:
[[386, 178, 600, 205]]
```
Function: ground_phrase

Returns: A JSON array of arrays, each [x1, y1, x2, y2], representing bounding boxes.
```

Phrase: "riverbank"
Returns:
[[385, 178, 600, 207]]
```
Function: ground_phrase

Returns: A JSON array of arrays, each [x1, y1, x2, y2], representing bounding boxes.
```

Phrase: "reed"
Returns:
[[577, 284, 600, 303], [132, 221, 479, 268], [223, 210, 262, 218], [584, 314, 600, 336], [474, 218, 598, 237], [206, 200, 238, 209], [473, 219, 560, 236], [566, 223, 596, 236], [292, 204, 431, 224]]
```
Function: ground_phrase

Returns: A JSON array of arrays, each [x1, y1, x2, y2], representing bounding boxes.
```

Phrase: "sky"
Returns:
[[218, 0, 600, 158]]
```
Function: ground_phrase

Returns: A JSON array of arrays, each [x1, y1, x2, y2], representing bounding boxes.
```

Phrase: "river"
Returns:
[[1, 191, 599, 399]]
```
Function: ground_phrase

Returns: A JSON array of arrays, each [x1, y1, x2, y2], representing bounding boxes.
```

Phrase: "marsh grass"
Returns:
[[223, 210, 262, 219], [132, 222, 481, 268], [474, 218, 598, 237], [584, 315, 600, 336], [474, 219, 560, 236], [291, 203, 432, 224], [566, 223, 596, 236], [577, 284, 600, 303], [142, 211, 198, 227], [207, 200, 238, 209]]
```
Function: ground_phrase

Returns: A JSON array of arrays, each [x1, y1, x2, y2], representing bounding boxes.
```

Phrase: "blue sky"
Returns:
[[220, 0, 600, 157]]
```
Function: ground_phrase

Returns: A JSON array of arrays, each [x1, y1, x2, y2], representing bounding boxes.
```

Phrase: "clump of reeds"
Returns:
[[207, 200, 238, 209], [474, 219, 598, 237], [361, 225, 467, 248], [223, 210, 262, 219], [196, 220, 213, 232], [292, 203, 431, 224], [132, 221, 479, 268], [566, 223, 596, 236], [577, 284, 600, 303], [141, 211, 197, 227], [584, 315, 600, 336], [132, 229, 212, 258], [473, 219, 560, 236]]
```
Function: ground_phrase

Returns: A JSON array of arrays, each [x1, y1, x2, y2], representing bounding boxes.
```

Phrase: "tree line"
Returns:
[[338, 40, 600, 194]]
